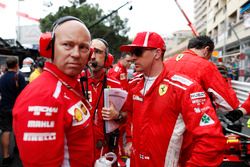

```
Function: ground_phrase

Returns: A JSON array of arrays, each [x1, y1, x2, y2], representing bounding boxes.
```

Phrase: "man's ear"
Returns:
[[154, 48, 162, 60], [203, 46, 211, 59], [205, 46, 210, 52]]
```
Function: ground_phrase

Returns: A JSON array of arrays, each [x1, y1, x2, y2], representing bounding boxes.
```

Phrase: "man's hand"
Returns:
[[124, 142, 133, 157], [225, 109, 243, 122], [102, 103, 119, 120]]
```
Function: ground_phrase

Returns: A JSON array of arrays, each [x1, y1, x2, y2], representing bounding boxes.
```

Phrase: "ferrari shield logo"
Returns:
[[176, 54, 184, 61], [159, 84, 168, 96], [120, 73, 126, 80]]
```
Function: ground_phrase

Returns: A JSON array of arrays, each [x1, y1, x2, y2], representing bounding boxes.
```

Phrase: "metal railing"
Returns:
[[231, 80, 250, 104]]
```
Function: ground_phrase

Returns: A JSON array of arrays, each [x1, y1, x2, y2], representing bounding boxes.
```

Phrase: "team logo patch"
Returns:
[[120, 73, 126, 80], [74, 108, 83, 122], [190, 92, 206, 99], [88, 91, 92, 102], [81, 104, 87, 115], [133, 95, 143, 102], [68, 101, 90, 126], [159, 84, 168, 96], [176, 54, 184, 61], [199, 113, 214, 126]]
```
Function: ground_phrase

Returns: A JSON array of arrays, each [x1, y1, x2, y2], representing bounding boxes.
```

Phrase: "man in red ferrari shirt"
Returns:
[[108, 53, 133, 90], [87, 38, 127, 163], [120, 31, 226, 167], [164, 36, 239, 115], [13, 16, 94, 167]]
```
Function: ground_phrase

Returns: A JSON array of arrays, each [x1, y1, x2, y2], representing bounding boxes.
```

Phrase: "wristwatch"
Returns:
[[115, 112, 123, 123]]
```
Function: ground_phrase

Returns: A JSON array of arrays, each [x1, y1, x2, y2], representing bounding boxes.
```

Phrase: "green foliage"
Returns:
[[39, 3, 131, 60]]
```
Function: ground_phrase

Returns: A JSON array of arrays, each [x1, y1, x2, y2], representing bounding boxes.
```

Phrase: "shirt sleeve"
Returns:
[[17, 73, 27, 91], [241, 94, 250, 114], [180, 82, 226, 166], [202, 63, 239, 112], [13, 89, 64, 167]]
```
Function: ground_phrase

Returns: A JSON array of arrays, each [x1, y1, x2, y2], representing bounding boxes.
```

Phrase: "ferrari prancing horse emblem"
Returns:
[[159, 84, 168, 96], [176, 54, 184, 61]]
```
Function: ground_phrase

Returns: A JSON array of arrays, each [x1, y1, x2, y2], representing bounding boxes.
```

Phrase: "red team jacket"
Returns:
[[125, 64, 226, 167], [164, 50, 239, 113], [108, 62, 129, 90], [13, 63, 94, 167], [242, 94, 250, 114], [87, 73, 122, 160]]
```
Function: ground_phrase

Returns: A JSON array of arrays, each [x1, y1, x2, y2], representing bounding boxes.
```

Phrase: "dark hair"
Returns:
[[6, 57, 18, 69], [188, 36, 214, 52], [36, 57, 46, 68]]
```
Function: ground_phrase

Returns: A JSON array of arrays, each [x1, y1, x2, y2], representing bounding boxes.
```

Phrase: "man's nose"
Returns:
[[71, 46, 81, 58], [90, 52, 96, 60]]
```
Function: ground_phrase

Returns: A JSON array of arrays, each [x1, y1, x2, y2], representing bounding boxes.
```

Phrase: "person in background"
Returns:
[[120, 31, 226, 166], [20, 57, 34, 84], [0, 64, 7, 77], [216, 57, 228, 81], [12, 16, 94, 167], [86, 38, 127, 165], [29, 57, 46, 82], [0, 57, 26, 167], [164, 35, 240, 114], [108, 53, 133, 90]]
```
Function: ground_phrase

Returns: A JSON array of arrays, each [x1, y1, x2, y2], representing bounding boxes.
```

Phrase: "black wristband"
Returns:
[[114, 112, 123, 123]]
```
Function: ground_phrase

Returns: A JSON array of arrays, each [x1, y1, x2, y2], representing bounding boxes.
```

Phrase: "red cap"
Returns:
[[120, 32, 166, 52]]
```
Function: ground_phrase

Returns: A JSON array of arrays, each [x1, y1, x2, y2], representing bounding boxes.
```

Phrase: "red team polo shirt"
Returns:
[[13, 63, 94, 167]]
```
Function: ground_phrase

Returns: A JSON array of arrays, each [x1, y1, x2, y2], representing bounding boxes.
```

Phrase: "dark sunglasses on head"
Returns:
[[131, 48, 155, 57]]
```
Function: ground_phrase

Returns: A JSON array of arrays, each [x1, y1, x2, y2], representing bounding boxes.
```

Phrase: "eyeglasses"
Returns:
[[131, 48, 155, 57]]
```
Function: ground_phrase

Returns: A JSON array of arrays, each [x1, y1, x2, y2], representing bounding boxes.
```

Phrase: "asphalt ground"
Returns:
[[0, 132, 22, 167]]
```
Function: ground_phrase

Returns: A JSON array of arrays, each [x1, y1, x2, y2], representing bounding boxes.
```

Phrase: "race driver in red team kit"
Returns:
[[12, 16, 94, 167], [121, 31, 226, 167]]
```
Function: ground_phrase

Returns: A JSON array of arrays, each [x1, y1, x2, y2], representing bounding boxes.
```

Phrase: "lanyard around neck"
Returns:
[[44, 67, 92, 109]]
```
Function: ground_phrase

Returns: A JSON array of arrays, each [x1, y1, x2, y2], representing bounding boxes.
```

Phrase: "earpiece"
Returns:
[[39, 16, 89, 59], [39, 32, 52, 58]]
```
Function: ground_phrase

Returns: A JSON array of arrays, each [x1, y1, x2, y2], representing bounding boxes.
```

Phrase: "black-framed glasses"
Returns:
[[131, 48, 155, 57]]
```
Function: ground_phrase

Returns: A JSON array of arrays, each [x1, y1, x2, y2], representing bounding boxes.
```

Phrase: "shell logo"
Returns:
[[74, 108, 83, 122]]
